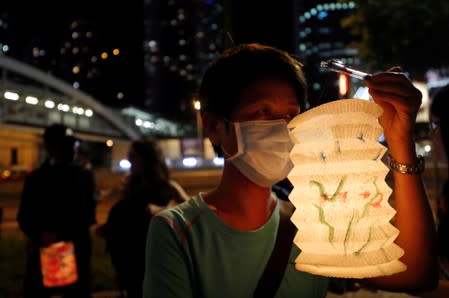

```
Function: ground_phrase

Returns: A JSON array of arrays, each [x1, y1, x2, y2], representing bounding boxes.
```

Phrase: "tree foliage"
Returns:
[[342, 0, 449, 79]]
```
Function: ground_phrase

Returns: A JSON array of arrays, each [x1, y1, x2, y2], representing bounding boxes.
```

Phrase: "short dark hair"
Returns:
[[130, 139, 169, 181], [198, 43, 307, 119], [43, 123, 76, 145]]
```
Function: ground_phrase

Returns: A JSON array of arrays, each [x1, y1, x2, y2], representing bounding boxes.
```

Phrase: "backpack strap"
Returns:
[[254, 200, 296, 298]]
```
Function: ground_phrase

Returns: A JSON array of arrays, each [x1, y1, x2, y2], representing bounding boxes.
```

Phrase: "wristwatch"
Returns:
[[387, 154, 425, 175]]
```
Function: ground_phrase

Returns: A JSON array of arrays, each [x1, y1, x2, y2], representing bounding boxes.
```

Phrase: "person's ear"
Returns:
[[202, 112, 222, 146]]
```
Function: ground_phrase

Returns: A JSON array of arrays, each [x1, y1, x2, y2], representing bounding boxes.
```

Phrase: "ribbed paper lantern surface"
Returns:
[[287, 99, 406, 278]]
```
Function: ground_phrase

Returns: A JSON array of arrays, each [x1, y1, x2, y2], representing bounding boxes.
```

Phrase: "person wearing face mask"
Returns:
[[143, 43, 438, 297]]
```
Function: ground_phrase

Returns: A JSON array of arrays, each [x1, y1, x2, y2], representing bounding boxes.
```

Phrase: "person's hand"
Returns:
[[365, 66, 422, 145]]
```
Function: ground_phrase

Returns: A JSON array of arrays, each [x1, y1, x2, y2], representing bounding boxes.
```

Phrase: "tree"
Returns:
[[342, 0, 449, 79]]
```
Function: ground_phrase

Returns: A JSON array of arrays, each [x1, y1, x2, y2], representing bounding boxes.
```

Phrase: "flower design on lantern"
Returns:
[[287, 99, 406, 278]]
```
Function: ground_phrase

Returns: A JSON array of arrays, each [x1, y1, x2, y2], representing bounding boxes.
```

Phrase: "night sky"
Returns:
[[2, 0, 144, 107], [3, 1, 142, 49], [2, 1, 296, 113]]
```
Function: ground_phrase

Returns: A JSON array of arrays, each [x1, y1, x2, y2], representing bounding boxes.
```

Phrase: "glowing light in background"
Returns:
[[119, 159, 131, 170]]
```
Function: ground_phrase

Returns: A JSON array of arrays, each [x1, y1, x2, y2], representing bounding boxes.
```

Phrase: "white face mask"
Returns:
[[223, 119, 294, 187]]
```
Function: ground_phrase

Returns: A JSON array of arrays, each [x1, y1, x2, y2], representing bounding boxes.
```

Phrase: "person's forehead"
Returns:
[[236, 97, 299, 110], [236, 78, 299, 106]]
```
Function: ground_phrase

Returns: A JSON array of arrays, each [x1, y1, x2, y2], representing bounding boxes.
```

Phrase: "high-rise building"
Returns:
[[0, 1, 144, 109], [143, 0, 225, 122], [2, 1, 359, 122], [142, 0, 304, 122], [294, 1, 358, 108], [225, 1, 296, 52]]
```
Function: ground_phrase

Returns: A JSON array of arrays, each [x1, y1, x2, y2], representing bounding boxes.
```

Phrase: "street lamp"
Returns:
[[193, 99, 203, 158]]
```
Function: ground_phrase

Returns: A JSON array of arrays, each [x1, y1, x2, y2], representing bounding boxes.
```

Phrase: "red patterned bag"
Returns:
[[40, 241, 78, 287]]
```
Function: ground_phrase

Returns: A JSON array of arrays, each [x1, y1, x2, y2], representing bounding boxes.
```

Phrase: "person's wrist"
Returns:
[[384, 130, 421, 171], [384, 137, 417, 164], [387, 154, 424, 175]]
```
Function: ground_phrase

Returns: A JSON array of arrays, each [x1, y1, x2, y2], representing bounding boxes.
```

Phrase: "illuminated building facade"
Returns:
[[294, 1, 358, 107], [143, 0, 225, 122]]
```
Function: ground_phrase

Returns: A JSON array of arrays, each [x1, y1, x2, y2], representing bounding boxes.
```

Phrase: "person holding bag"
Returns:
[[17, 124, 96, 298]]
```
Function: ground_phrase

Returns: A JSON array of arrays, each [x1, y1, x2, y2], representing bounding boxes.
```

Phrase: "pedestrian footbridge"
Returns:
[[0, 55, 193, 141]]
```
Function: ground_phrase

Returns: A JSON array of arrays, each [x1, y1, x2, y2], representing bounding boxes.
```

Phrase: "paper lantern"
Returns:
[[40, 241, 78, 287], [287, 99, 406, 278]]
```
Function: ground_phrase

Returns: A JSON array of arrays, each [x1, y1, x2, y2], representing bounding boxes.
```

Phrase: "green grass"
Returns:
[[0, 228, 119, 298]]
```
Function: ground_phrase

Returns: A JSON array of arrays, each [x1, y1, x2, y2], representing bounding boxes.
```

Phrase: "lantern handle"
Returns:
[[320, 59, 371, 81]]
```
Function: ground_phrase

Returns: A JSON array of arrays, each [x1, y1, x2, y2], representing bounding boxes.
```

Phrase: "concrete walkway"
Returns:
[[50, 291, 123, 298], [90, 283, 449, 298], [326, 280, 449, 298], [92, 291, 123, 298]]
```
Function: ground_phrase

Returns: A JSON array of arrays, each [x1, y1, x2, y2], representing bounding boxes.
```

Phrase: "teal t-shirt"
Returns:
[[143, 193, 329, 298]]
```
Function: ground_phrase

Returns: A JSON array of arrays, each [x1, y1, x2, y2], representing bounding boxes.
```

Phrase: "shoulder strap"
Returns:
[[254, 200, 296, 298]]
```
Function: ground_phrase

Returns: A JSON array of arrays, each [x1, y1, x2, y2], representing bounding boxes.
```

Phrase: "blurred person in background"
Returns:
[[98, 138, 188, 298], [17, 123, 97, 298], [430, 84, 449, 279]]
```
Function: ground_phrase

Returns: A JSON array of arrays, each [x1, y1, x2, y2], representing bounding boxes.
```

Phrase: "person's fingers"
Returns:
[[368, 86, 421, 109], [363, 67, 404, 82], [368, 71, 410, 84], [367, 84, 416, 98], [365, 72, 420, 99], [368, 88, 413, 104], [365, 82, 421, 104]]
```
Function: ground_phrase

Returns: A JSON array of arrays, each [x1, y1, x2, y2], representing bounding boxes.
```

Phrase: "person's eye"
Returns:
[[285, 111, 300, 120], [286, 113, 297, 120], [255, 107, 271, 117]]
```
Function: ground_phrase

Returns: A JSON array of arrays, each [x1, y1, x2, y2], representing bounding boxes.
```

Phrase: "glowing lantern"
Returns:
[[40, 241, 78, 287], [287, 99, 406, 278]]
